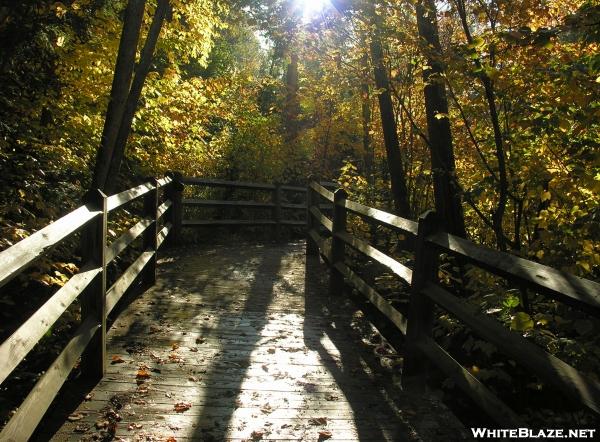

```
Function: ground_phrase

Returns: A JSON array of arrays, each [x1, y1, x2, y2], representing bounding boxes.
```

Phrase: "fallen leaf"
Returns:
[[73, 424, 89, 433], [195, 337, 205, 344], [166, 437, 177, 442], [267, 348, 276, 354], [174, 402, 192, 412], [251, 430, 264, 440], [111, 355, 125, 364], [168, 353, 183, 363], [318, 430, 333, 440], [189, 347, 198, 352], [84, 393, 93, 401], [68, 412, 84, 421], [171, 343, 179, 350], [309, 417, 327, 426], [136, 369, 151, 379], [95, 419, 109, 429], [189, 376, 198, 382]]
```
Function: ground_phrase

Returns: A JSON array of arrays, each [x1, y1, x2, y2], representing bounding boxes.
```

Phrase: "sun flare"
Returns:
[[296, 0, 330, 20]]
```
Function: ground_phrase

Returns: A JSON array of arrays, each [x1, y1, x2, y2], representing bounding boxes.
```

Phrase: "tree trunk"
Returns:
[[455, 0, 508, 249], [367, 3, 411, 217], [415, 0, 466, 237], [91, 0, 146, 191], [361, 55, 373, 184], [283, 51, 300, 143], [104, 0, 170, 194]]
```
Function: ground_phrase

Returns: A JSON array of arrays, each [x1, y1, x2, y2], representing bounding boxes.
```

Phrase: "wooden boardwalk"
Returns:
[[49, 241, 465, 441]]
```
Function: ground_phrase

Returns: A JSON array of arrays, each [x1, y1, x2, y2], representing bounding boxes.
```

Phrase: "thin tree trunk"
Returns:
[[367, 3, 411, 217], [415, 0, 466, 237], [91, 0, 146, 191], [361, 55, 373, 184], [283, 51, 300, 143], [455, 0, 508, 249], [105, 0, 169, 194]]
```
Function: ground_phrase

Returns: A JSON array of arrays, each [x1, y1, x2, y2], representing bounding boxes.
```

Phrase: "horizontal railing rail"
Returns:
[[306, 181, 600, 426], [168, 175, 335, 242], [0, 175, 174, 440]]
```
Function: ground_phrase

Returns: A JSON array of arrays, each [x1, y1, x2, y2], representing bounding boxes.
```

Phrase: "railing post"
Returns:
[[402, 210, 439, 389], [329, 188, 347, 296], [143, 178, 159, 287], [274, 183, 282, 242], [81, 189, 107, 379], [306, 184, 318, 256], [167, 171, 183, 246]]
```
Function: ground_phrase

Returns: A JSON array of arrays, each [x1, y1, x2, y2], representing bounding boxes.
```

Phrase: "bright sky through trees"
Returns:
[[296, 0, 330, 21]]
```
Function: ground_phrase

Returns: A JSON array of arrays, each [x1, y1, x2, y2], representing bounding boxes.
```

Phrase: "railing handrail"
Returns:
[[0, 175, 174, 440], [172, 176, 325, 241], [306, 180, 600, 425]]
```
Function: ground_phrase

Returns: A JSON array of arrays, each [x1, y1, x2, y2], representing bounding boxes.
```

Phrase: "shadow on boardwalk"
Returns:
[[41, 241, 465, 441]]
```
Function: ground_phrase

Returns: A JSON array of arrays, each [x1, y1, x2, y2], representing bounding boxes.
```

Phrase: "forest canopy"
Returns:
[[0, 0, 598, 279]]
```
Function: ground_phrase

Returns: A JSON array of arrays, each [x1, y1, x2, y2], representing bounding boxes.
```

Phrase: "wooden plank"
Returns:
[[182, 199, 275, 208], [342, 199, 418, 238], [417, 337, 523, 427], [106, 217, 153, 264], [428, 232, 600, 313], [106, 182, 155, 212], [402, 211, 437, 383], [157, 223, 172, 248], [182, 220, 277, 227], [168, 172, 183, 246], [334, 262, 407, 335], [157, 199, 172, 220], [309, 206, 333, 232], [80, 189, 107, 379], [309, 181, 334, 202], [422, 282, 600, 413], [0, 205, 100, 289], [336, 231, 412, 285], [280, 184, 307, 192], [281, 203, 307, 210], [0, 316, 99, 442], [156, 176, 173, 188], [280, 219, 306, 226], [308, 229, 331, 262], [330, 189, 348, 296], [106, 251, 154, 315], [0, 264, 100, 385], [181, 177, 276, 190]]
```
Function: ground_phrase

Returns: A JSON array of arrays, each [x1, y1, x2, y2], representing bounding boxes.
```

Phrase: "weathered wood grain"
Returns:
[[0, 205, 100, 289], [46, 242, 464, 441], [341, 199, 418, 238], [336, 231, 412, 284], [422, 282, 600, 414], [428, 231, 600, 313], [0, 264, 100, 385], [106, 217, 153, 264], [0, 317, 99, 442], [106, 182, 155, 212]]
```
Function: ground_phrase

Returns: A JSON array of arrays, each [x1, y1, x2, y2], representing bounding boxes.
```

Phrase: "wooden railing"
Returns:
[[0, 175, 175, 440], [166, 175, 334, 243], [306, 181, 600, 426]]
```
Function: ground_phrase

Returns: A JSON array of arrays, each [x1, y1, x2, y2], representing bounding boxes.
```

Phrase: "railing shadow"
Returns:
[[302, 252, 416, 441]]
